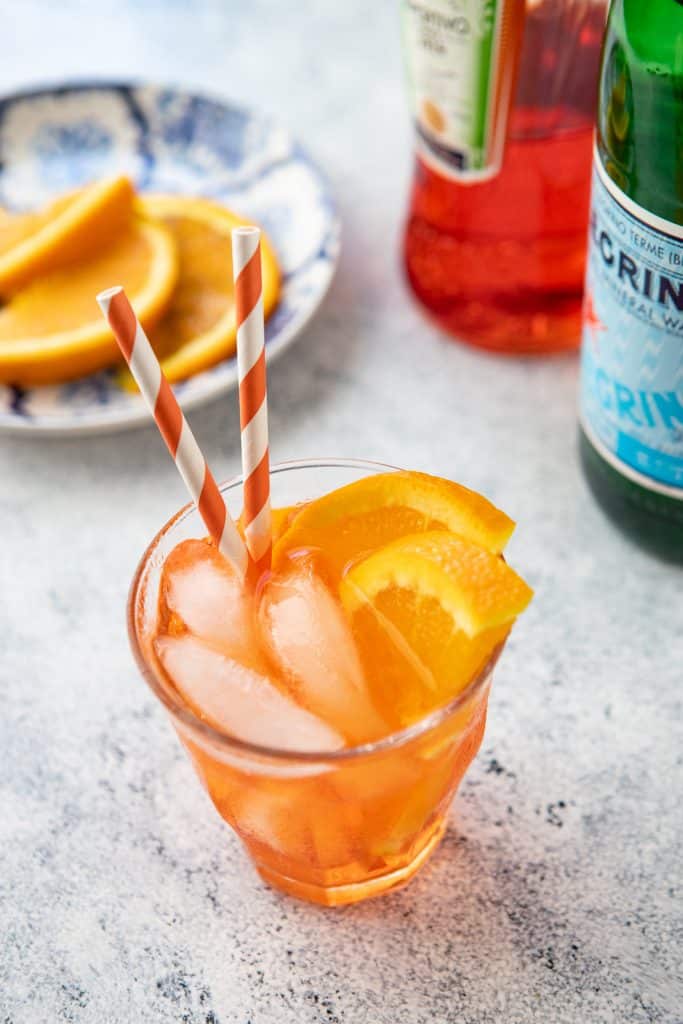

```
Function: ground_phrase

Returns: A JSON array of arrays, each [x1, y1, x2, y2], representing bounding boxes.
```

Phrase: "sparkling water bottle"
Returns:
[[579, 0, 683, 561]]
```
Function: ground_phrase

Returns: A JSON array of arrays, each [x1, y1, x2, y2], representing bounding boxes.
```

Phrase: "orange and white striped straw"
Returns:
[[232, 227, 271, 574], [96, 286, 248, 580]]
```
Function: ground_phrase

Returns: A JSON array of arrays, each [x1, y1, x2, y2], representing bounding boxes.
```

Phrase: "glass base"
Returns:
[[254, 817, 448, 907]]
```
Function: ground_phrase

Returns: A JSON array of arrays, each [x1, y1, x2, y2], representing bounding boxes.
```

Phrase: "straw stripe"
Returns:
[[174, 420, 208, 497], [246, 448, 271, 514], [238, 346, 267, 425], [245, 500, 272, 562], [232, 227, 271, 574], [236, 298, 265, 377], [235, 248, 262, 320], [97, 286, 248, 580], [154, 376, 183, 456], [198, 467, 229, 544], [239, 395, 268, 468], [107, 292, 137, 359]]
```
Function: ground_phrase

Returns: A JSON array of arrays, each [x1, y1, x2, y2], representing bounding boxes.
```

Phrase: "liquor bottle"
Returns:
[[579, 0, 683, 561], [401, 0, 606, 353]]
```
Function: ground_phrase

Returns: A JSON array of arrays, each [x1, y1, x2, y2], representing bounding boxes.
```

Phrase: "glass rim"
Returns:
[[127, 457, 501, 764]]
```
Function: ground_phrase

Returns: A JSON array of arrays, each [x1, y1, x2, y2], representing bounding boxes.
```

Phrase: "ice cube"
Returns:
[[259, 565, 388, 744], [155, 634, 344, 753], [159, 539, 259, 664], [232, 782, 312, 860], [232, 779, 356, 868]]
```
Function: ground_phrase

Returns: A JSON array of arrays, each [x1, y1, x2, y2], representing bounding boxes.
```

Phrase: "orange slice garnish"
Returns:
[[339, 531, 533, 728], [0, 176, 135, 297], [132, 195, 280, 383], [273, 471, 515, 578]]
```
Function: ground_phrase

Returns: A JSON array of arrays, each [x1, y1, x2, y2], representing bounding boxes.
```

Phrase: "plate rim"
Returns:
[[0, 77, 341, 437]]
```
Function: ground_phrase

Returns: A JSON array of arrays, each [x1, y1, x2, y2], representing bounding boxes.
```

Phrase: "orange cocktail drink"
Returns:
[[129, 460, 532, 906]]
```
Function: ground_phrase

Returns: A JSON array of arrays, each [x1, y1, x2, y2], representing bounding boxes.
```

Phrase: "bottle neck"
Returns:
[[598, 0, 683, 222]]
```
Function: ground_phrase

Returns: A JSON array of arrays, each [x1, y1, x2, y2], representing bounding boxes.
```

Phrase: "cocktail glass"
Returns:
[[128, 459, 504, 906]]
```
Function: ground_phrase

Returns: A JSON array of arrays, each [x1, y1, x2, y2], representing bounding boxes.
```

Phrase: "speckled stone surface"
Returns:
[[1, 2, 682, 1022]]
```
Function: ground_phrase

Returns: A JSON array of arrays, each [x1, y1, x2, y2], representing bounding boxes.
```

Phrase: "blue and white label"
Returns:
[[580, 152, 683, 497]]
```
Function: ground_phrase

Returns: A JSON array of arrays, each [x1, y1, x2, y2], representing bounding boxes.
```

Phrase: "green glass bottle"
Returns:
[[579, 0, 683, 562]]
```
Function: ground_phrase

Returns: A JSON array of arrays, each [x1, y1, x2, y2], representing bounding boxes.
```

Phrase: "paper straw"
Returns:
[[97, 286, 248, 580], [232, 227, 272, 574]]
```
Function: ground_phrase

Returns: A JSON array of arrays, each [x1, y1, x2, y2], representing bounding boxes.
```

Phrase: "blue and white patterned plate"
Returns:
[[0, 82, 340, 435]]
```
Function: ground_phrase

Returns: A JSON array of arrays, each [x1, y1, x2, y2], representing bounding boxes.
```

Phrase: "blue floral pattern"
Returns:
[[0, 83, 339, 435]]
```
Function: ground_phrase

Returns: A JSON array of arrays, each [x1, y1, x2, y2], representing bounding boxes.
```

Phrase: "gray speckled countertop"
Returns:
[[1, 2, 682, 1022]]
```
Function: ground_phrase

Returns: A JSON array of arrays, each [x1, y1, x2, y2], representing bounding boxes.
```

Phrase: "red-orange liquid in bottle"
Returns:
[[403, 1, 606, 354]]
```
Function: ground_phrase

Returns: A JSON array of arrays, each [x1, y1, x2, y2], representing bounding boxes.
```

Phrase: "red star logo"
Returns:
[[583, 289, 606, 351]]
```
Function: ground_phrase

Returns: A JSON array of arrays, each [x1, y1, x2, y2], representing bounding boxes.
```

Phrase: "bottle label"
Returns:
[[401, 0, 507, 181], [580, 152, 683, 498]]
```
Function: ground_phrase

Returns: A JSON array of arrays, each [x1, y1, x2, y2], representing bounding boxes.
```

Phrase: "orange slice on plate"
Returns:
[[129, 195, 280, 384], [0, 213, 177, 385], [0, 176, 135, 297], [339, 531, 533, 728], [273, 470, 515, 578]]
